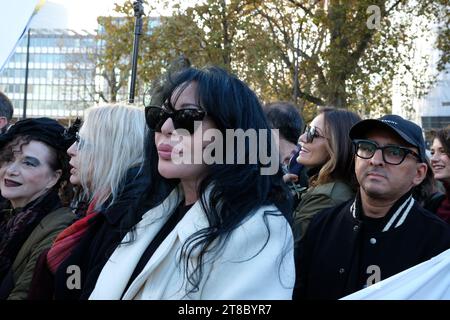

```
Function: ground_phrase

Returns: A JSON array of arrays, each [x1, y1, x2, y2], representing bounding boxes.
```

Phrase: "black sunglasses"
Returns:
[[353, 139, 421, 165], [304, 125, 326, 143], [145, 104, 206, 134]]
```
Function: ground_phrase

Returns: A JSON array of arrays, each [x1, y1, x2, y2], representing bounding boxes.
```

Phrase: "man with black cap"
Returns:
[[294, 114, 450, 300]]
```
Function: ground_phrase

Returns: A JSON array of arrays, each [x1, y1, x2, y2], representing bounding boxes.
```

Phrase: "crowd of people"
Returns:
[[0, 63, 449, 300]]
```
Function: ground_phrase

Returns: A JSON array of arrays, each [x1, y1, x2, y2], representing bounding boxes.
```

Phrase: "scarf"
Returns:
[[0, 191, 61, 282], [46, 198, 99, 274], [436, 183, 450, 224]]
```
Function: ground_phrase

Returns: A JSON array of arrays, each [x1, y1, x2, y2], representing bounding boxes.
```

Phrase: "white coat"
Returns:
[[89, 187, 295, 300]]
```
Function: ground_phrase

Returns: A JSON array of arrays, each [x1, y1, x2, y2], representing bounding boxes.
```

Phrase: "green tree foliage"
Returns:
[[98, 0, 449, 120], [94, 0, 152, 102], [433, 0, 450, 73]]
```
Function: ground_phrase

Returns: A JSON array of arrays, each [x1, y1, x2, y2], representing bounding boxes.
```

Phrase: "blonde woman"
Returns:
[[29, 104, 166, 300]]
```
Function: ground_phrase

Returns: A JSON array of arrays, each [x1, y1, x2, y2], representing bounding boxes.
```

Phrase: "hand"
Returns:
[[283, 173, 298, 184]]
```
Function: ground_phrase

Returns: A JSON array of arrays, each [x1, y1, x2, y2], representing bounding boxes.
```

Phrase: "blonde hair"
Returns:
[[77, 104, 146, 208]]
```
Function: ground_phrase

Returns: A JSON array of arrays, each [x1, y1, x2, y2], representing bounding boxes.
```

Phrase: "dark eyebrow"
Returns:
[[384, 143, 405, 147], [178, 103, 203, 109], [365, 140, 409, 149]]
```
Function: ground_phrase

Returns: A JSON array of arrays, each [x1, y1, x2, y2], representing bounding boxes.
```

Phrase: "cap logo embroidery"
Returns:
[[381, 120, 398, 125]]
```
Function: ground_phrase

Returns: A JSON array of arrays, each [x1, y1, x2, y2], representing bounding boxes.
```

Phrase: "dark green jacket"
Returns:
[[293, 181, 354, 248], [7, 207, 75, 300]]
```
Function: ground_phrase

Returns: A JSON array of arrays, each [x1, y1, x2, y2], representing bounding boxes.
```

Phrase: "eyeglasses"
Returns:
[[145, 104, 206, 134], [353, 139, 421, 165], [304, 125, 326, 143], [75, 132, 87, 151]]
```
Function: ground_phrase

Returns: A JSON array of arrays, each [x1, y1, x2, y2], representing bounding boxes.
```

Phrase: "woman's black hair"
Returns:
[[263, 102, 304, 145], [413, 159, 438, 205], [114, 57, 191, 244], [154, 65, 293, 292]]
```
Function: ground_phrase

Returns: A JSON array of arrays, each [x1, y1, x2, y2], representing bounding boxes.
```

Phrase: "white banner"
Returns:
[[341, 248, 450, 300], [0, 0, 45, 72]]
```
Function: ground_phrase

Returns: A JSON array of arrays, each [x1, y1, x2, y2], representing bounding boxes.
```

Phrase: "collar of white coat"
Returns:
[[139, 184, 213, 245]]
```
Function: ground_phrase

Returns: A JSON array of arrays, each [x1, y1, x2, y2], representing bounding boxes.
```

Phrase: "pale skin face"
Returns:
[[155, 81, 217, 205], [67, 128, 93, 189], [296, 113, 330, 168], [430, 138, 450, 185], [67, 141, 81, 185], [0, 140, 61, 208], [355, 130, 427, 217], [0, 117, 8, 131]]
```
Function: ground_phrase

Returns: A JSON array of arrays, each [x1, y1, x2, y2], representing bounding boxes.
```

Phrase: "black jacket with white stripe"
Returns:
[[293, 191, 450, 300]]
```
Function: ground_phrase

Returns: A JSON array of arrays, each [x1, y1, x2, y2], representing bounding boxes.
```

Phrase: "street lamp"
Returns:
[[129, 0, 144, 104], [23, 28, 31, 119]]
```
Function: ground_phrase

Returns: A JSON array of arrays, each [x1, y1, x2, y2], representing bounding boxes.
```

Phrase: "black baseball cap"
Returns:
[[349, 114, 427, 162]]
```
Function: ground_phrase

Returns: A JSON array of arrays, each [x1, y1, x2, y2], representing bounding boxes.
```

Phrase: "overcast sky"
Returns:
[[44, 0, 199, 31]]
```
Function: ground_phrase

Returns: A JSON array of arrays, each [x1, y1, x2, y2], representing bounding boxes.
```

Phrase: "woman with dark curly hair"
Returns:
[[429, 126, 450, 223], [90, 66, 295, 300], [0, 118, 75, 299]]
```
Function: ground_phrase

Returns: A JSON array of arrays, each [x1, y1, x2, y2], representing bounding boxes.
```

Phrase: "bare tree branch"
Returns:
[[286, 0, 321, 16]]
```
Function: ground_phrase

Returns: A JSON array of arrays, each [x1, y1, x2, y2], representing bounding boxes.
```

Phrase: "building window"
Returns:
[[422, 116, 450, 130]]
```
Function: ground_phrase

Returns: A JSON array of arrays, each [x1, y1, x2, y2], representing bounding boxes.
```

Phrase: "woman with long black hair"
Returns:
[[90, 66, 295, 299]]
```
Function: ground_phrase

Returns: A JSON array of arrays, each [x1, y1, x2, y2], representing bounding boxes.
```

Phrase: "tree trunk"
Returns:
[[221, 0, 232, 67], [326, 75, 347, 108], [109, 70, 117, 103]]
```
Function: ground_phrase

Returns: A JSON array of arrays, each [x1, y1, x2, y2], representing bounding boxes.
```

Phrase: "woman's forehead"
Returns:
[[365, 130, 413, 148], [11, 139, 51, 156], [171, 81, 199, 106], [311, 113, 325, 130]]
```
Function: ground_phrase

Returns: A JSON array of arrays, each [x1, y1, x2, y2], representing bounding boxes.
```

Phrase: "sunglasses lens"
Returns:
[[173, 109, 205, 134], [306, 126, 314, 143], [145, 106, 206, 134], [145, 106, 168, 132]]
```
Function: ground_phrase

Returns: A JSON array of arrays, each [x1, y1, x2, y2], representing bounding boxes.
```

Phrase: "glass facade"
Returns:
[[421, 116, 450, 131], [0, 29, 98, 120]]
